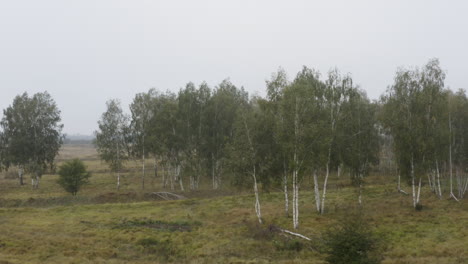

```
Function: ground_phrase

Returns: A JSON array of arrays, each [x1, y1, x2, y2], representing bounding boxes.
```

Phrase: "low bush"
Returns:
[[322, 212, 384, 264]]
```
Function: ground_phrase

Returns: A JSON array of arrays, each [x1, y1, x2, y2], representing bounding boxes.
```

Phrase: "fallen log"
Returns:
[[269, 225, 312, 241], [150, 192, 186, 200]]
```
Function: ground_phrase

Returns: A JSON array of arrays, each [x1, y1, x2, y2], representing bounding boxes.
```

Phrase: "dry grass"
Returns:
[[0, 144, 466, 263]]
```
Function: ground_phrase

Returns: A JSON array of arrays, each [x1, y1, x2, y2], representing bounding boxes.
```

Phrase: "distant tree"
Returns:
[[147, 91, 181, 190], [130, 89, 157, 190], [280, 67, 325, 228], [448, 90, 468, 199], [57, 159, 90, 196], [381, 59, 447, 208], [315, 69, 353, 215], [338, 90, 380, 204], [177, 83, 204, 190], [95, 99, 129, 190], [265, 68, 290, 217], [0, 92, 64, 188], [227, 95, 269, 224], [203, 80, 244, 189]]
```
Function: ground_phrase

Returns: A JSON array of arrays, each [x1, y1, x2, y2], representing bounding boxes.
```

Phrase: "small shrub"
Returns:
[[322, 213, 383, 264], [57, 159, 90, 196]]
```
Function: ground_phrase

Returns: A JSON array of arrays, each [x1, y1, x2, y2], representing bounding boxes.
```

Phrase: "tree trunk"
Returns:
[[416, 176, 422, 205], [18, 166, 24, 186], [397, 172, 408, 195], [178, 164, 185, 192], [283, 166, 289, 217], [320, 160, 331, 215], [253, 166, 262, 224], [449, 115, 459, 202], [436, 160, 442, 198], [411, 155, 416, 208], [212, 154, 216, 189], [427, 173, 433, 192], [31, 172, 40, 189], [292, 168, 299, 229], [170, 165, 174, 191], [116, 173, 120, 190], [295, 177, 299, 229], [313, 170, 321, 213], [154, 157, 158, 178], [141, 145, 145, 190]]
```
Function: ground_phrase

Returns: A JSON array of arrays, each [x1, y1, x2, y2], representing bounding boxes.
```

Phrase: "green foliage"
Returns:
[[94, 99, 129, 173], [380, 59, 448, 181], [323, 213, 383, 264], [57, 159, 90, 196], [338, 90, 380, 185], [0, 92, 64, 186]]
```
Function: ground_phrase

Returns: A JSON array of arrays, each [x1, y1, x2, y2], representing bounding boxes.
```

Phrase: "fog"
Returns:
[[0, 0, 466, 135]]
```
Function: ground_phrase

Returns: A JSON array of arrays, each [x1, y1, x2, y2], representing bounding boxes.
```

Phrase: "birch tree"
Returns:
[[227, 95, 269, 224], [130, 89, 156, 190], [1, 92, 64, 188], [203, 80, 243, 189], [338, 90, 379, 205], [448, 90, 468, 199], [280, 67, 324, 229], [265, 68, 291, 217], [95, 99, 129, 190], [315, 69, 353, 214], [381, 59, 447, 209]]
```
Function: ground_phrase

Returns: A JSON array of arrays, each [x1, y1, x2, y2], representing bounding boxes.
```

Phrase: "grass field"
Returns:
[[0, 144, 467, 263]]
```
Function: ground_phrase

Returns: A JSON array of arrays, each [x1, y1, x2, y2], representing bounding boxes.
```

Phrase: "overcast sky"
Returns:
[[0, 0, 467, 135]]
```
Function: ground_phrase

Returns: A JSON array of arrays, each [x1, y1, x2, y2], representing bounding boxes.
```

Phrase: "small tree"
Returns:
[[1, 92, 64, 188], [323, 213, 383, 264], [95, 99, 129, 190], [57, 159, 90, 196]]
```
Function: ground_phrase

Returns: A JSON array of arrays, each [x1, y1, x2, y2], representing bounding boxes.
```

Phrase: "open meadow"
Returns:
[[0, 144, 467, 264]]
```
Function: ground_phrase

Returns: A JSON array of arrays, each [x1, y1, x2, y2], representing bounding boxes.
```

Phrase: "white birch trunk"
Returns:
[[320, 161, 331, 215], [18, 166, 24, 186], [292, 169, 296, 229], [411, 155, 416, 208], [295, 179, 299, 229], [178, 164, 185, 192], [141, 143, 145, 190], [170, 165, 174, 191], [283, 167, 289, 217], [436, 160, 442, 198], [253, 166, 262, 224], [427, 173, 433, 192], [117, 171, 120, 190], [416, 177, 422, 205], [161, 164, 166, 188], [313, 170, 321, 213], [292, 168, 299, 229], [397, 173, 408, 195]]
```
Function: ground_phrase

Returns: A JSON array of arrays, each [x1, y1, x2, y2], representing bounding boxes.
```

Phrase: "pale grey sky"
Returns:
[[0, 0, 467, 135]]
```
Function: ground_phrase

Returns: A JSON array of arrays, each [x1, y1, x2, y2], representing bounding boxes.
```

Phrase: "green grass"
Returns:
[[0, 144, 467, 263]]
